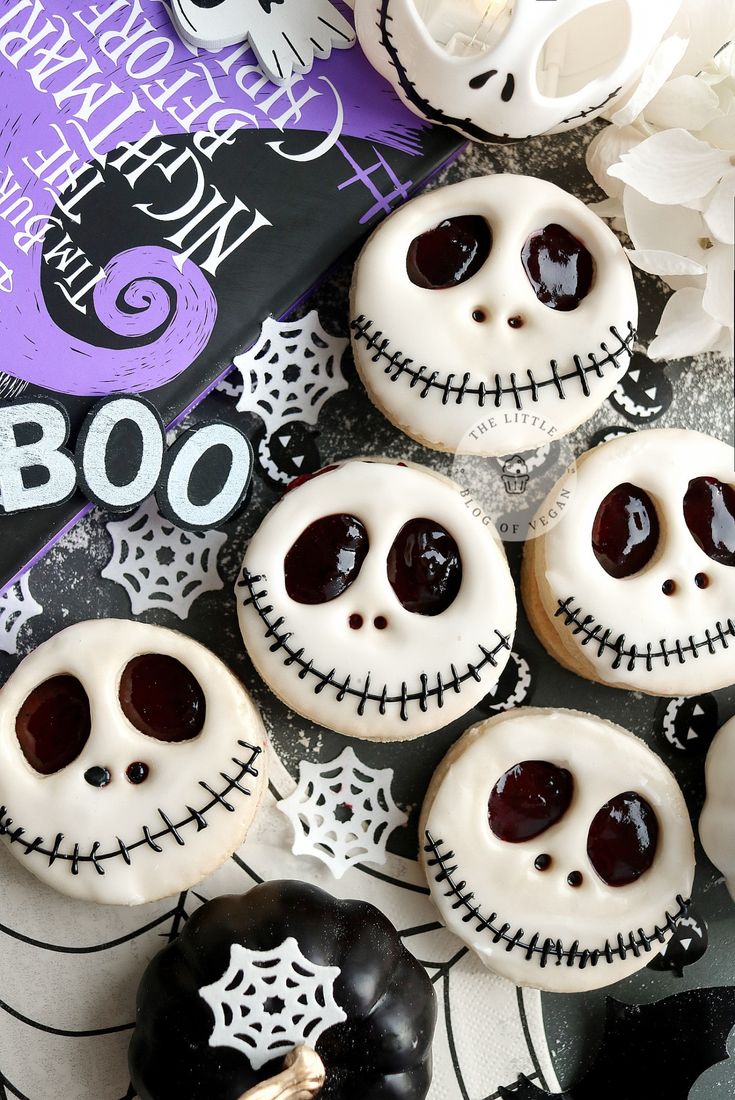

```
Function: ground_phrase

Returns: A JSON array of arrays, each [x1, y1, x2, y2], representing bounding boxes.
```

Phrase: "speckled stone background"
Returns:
[[0, 123, 732, 1094]]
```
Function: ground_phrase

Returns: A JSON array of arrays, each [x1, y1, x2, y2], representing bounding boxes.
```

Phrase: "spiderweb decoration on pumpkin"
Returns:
[[0, 572, 42, 655], [233, 311, 348, 484], [277, 747, 408, 879], [200, 936, 346, 1070], [101, 498, 226, 619]]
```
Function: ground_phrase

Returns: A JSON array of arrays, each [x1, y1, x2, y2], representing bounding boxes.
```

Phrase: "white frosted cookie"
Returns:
[[0, 620, 268, 905], [700, 716, 735, 902], [522, 428, 735, 697], [355, 0, 679, 144], [420, 707, 695, 993], [350, 174, 637, 456], [237, 458, 516, 740]]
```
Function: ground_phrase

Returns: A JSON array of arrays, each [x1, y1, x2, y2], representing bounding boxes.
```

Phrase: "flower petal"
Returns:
[[671, 0, 735, 78], [609, 35, 689, 127], [589, 197, 624, 219], [585, 125, 646, 200], [703, 243, 734, 327], [622, 186, 711, 262], [608, 129, 731, 204], [648, 287, 724, 360], [645, 75, 721, 132], [704, 168, 735, 244], [626, 248, 707, 277]]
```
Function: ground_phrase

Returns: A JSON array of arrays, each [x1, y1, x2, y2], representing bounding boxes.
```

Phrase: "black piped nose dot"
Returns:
[[695, 572, 710, 589], [472, 308, 487, 323], [662, 579, 676, 596], [374, 615, 388, 630], [126, 761, 150, 785], [567, 871, 583, 888], [507, 315, 524, 329], [84, 766, 111, 788], [349, 613, 363, 630], [534, 854, 552, 872]]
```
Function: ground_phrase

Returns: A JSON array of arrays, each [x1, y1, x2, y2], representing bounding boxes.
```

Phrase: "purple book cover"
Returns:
[[0, 0, 462, 591]]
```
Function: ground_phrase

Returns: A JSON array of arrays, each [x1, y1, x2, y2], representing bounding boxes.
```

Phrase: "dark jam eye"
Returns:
[[521, 224, 594, 311], [16, 675, 91, 775], [488, 761, 574, 843], [406, 215, 492, 290], [592, 483, 660, 579], [683, 476, 735, 566], [119, 655, 205, 742], [587, 792, 658, 887], [285, 514, 369, 604], [387, 518, 462, 616]]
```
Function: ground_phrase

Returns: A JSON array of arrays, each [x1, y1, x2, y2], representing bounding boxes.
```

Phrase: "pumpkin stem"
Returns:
[[237, 1046, 326, 1100]]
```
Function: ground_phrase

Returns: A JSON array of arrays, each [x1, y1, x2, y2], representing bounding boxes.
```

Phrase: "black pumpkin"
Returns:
[[129, 879, 436, 1100]]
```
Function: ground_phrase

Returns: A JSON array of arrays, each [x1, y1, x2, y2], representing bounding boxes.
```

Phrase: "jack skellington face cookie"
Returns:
[[237, 458, 516, 740], [421, 708, 695, 993], [350, 175, 637, 456], [354, 0, 679, 144], [522, 429, 735, 696], [0, 620, 268, 905]]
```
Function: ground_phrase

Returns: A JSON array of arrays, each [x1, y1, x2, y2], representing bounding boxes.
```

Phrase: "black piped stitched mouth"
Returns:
[[424, 831, 688, 970], [0, 740, 262, 877], [238, 570, 511, 722], [351, 316, 635, 411], [555, 597, 735, 673]]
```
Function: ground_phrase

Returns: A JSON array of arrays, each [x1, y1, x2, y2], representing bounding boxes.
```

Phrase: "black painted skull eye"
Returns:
[[683, 476, 735, 567], [521, 224, 594, 311], [16, 675, 91, 775], [488, 760, 574, 843], [120, 655, 205, 742], [406, 215, 492, 290], [387, 518, 462, 616], [587, 791, 659, 887], [285, 514, 369, 604], [592, 483, 660, 579]]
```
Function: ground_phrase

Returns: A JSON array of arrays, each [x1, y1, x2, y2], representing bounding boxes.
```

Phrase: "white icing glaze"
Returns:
[[0, 620, 268, 905], [532, 428, 735, 696], [355, 0, 680, 142], [350, 175, 638, 455], [237, 458, 516, 740], [422, 707, 695, 993], [699, 716, 735, 903]]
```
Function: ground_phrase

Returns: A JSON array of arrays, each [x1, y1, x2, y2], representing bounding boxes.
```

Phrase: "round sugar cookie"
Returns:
[[350, 174, 637, 456], [0, 619, 268, 905], [237, 458, 517, 740], [522, 428, 735, 696], [420, 707, 695, 993], [700, 715, 735, 903]]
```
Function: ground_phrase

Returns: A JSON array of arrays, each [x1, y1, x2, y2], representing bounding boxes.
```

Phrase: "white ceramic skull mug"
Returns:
[[170, 0, 355, 84], [421, 708, 695, 993], [699, 716, 735, 903], [237, 458, 517, 740], [350, 175, 638, 457], [355, 0, 681, 143], [0, 620, 268, 905], [522, 429, 735, 696]]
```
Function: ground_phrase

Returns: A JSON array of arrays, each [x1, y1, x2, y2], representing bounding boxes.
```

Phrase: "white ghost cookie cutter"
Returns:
[[350, 174, 637, 456], [421, 707, 695, 993], [0, 620, 268, 905]]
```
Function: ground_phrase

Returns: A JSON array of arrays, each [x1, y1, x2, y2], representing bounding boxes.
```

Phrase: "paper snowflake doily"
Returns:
[[200, 936, 346, 1070], [0, 572, 42, 654], [277, 747, 408, 879], [234, 311, 348, 483], [101, 498, 226, 619]]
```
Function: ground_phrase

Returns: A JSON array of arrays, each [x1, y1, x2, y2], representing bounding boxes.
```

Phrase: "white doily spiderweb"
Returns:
[[277, 747, 408, 879], [234, 311, 348, 484], [101, 498, 226, 619], [200, 937, 346, 1070], [0, 572, 42, 654]]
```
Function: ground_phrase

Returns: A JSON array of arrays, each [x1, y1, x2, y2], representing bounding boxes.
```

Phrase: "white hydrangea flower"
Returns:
[[586, 0, 735, 361]]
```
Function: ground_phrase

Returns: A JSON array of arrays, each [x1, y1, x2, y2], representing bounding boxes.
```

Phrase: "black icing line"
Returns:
[[556, 597, 735, 672], [0, 741, 262, 877], [376, 0, 623, 143], [238, 570, 511, 721], [351, 317, 635, 410], [424, 831, 688, 970]]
